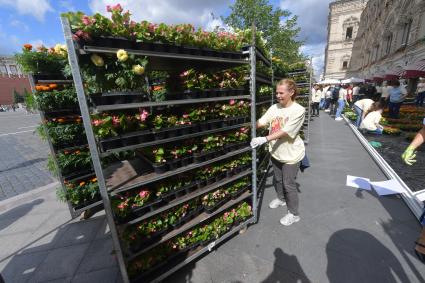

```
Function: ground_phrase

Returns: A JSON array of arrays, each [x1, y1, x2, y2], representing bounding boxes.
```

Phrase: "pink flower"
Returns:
[[140, 110, 149, 121], [112, 116, 120, 125], [182, 114, 189, 119], [148, 23, 156, 33], [106, 5, 111, 12], [82, 15, 91, 25], [111, 4, 123, 12], [92, 119, 102, 126], [139, 190, 149, 198]]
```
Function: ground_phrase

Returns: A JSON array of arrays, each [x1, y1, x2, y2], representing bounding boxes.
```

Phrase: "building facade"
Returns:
[[348, 0, 425, 80], [324, 0, 368, 79], [0, 56, 23, 76], [0, 56, 29, 105]]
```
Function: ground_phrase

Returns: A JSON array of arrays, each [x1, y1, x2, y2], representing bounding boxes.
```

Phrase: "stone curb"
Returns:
[[0, 181, 60, 213]]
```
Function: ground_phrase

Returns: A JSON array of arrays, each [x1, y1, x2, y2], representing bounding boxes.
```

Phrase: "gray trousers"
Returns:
[[271, 157, 300, 215]]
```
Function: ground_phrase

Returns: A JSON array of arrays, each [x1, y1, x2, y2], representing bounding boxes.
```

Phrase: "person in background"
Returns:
[[329, 84, 341, 116], [250, 79, 305, 226], [358, 83, 366, 100], [311, 84, 321, 116], [335, 84, 347, 121], [388, 80, 408, 119], [353, 97, 374, 127], [322, 84, 330, 110], [324, 85, 333, 112], [401, 119, 425, 261], [375, 82, 382, 101], [319, 84, 326, 110], [380, 81, 392, 107], [352, 83, 360, 103], [346, 84, 353, 106], [415, 77, 425, 107], [359, 101, 385, 134]]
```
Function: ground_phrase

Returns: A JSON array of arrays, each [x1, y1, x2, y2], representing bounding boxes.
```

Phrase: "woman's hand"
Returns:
[[250, 137, 268, 148]]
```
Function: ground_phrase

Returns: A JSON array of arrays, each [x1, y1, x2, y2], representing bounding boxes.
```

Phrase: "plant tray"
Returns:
[[204, 196, 230, 214], [72, 194, 102, 211], [170, 207, 203, 229], [114, 198, 164, 224], [90, 91, 148, 106], [127, 226, 171, 254]]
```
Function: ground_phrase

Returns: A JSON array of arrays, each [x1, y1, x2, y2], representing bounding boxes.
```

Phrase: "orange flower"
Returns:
[[153, 85, 163, 91], [57, 118, 65, 123], [91, 177, 97, 182], [79, 181, 86, 187], [64, 150, 69, 154], [23, 44, 32, 51], [49, 84, 58, 89], [35, 85, 43, 91], [75, 150, 81, 155], [41, 86, 50, 91]]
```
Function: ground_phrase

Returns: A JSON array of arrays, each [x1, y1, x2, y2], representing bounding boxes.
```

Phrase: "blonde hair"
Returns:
[[277, 79, 298, 100]]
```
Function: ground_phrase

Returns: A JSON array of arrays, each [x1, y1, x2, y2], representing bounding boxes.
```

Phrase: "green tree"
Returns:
[[223, 0, 304, 63]]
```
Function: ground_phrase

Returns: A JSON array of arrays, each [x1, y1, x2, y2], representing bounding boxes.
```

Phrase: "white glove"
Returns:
[[250, 137, 268, 148]]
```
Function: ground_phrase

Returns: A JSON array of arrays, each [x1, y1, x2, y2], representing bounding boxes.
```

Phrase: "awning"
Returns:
[[402, 60, 425, 79], [384, 67, 404, 81], [341, 77, 365, 84], [317, 78, 341, 85], [372, 73, 385, 82]]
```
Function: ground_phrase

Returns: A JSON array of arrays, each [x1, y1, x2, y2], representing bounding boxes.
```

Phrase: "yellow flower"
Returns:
[[116, 49, 128, 62], [54, 44, 68, 57], [90, 54, 104, 67], [132, 64, 145, 75]]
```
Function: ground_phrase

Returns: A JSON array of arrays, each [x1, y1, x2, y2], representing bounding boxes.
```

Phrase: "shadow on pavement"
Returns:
[[0, 158, 46, 173], [0, 199, 44, 232], [261, 248, 311, 283], [326, 228, 410, 283]]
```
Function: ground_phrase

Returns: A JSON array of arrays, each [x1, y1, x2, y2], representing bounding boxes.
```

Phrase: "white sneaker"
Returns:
[[280, 213, 300, 226], [324, 109, 330, 112], [335, 117, 343, 121], [269, 198, 286, 209]]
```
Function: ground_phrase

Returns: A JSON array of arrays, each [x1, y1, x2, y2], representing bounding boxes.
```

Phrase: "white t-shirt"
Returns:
[[339, 88, 347, 100], [417, 83, 425, 93], [360, 111, 382, 131], [381, 85, 393, 98], [258, 102, 305, 164], [352, 86, 360, 96], [312, 89, 321, 103], [354, 98, 374, 111]]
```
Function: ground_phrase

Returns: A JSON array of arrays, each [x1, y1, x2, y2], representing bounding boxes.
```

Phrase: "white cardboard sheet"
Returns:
[[346, 175, 372, 191], [370, 179, 405, 196]]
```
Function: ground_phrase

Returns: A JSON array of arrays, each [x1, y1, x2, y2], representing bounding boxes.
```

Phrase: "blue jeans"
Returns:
[[335, 99, 345, 118], [416, 91, 425, 106], [319, 98, 325, 109], [354, 105, 362, 127], [388, 102, 402, 119]]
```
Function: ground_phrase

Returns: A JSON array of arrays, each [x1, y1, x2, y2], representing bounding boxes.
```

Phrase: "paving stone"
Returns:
[[53, 217, 104, 248], [76, 237, 116, 274], [29, 243, 89, 282], [0, 250, 49, 283], [72, 267, 119, 283]]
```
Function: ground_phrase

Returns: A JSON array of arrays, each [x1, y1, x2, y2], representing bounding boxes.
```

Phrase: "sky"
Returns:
[[0, 0, 333, 77]]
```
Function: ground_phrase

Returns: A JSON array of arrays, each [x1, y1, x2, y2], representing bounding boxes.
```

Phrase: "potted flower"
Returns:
[[152, 114, 167, 140], [202, 189, 229, 213], [152, 147, 168, 174]]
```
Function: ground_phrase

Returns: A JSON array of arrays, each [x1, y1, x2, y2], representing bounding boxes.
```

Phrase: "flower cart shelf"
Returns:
[[28, 75, 103, 219], [60, 10, 274, 281], [283, 62, 313, 144]]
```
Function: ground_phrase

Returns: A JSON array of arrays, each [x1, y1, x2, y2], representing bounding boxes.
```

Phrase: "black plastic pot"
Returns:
[[193, 152, 205, 163], [134, 41, 153, 51], [153, 162, 168, 174], [199, 122, 209, 131], [167, 158, 181, 170], [100, 137, 123, 151], [153, 129, 168, 140]]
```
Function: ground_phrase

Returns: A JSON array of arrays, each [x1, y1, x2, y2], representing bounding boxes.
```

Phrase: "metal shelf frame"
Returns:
[[61, 16, 268, 282], [93, 95, 251, 112]]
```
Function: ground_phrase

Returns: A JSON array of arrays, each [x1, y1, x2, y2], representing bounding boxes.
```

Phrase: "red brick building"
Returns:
[[0, 75, 31, 105]]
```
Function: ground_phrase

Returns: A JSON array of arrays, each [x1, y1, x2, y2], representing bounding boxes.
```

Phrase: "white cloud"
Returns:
[[59, 0, 76, 12], [88, 0, 231, 29], [301, 42, 327, 80], [10, 20, 29, 32], [281, 0, 332, 80], [0, 0, 54, 22], [0, 25, 22, 54]]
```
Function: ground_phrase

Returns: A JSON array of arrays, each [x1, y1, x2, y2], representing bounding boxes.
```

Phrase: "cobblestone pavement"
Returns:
[[0, 110, 55, 200]]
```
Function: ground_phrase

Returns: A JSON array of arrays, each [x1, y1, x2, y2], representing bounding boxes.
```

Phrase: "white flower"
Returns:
[[90, 54, 104, 67], [132, 64, 145, 75], [116, 49, 128, 61]]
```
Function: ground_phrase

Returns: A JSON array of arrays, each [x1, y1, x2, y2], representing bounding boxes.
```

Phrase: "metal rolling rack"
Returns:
[[28, 75, 103, 219], [61, 16, 274, 282], [283, 60, 313, 144]]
